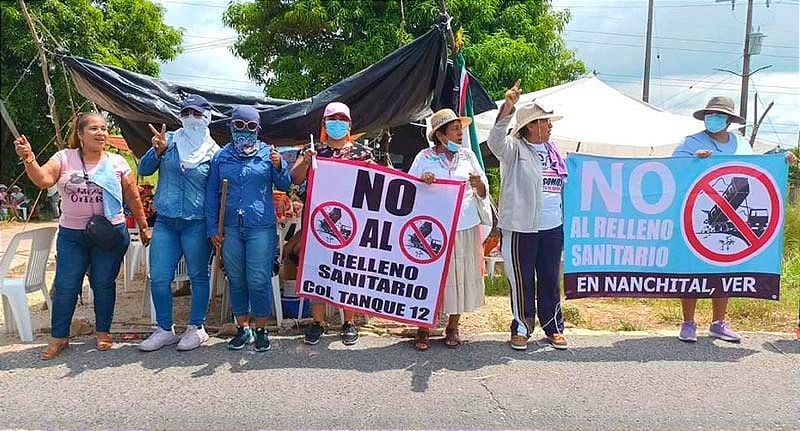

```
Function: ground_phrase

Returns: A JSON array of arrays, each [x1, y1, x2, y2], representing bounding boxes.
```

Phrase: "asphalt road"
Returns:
[[1, 332, 798, 430]]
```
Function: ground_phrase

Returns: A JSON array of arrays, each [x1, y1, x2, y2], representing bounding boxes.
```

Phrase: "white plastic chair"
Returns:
[[122, 227, 145, 291], [0, 227, 57, 342], [483, 256, 505, 277]]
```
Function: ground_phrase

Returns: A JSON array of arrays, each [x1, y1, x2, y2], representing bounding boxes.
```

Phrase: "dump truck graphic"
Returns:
[[405, 221, 443, 259], [702, 176, 769, 242], [316, 207, 353, 241]]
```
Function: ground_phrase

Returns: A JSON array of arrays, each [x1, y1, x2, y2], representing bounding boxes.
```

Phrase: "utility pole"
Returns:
[[642, 0, 654, 102], [739, 0, 754, 135], [19, 0, 65, 149]]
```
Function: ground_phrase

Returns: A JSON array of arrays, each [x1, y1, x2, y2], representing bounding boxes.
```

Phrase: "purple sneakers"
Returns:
[[678, 321, 697, 343], [709, 320, 741, 343]]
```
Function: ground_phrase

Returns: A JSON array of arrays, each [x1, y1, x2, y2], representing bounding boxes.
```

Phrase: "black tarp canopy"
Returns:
[[59, 23, 496, 159]]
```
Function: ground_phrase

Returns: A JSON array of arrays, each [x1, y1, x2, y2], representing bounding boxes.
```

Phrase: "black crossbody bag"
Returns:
[[79, 150, 124, 251]]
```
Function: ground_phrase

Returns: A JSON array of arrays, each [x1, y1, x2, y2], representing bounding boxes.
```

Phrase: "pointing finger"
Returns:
[[513, 79, 521, 90], [148, 123, 159, 136], [160, 123, 166, 135]]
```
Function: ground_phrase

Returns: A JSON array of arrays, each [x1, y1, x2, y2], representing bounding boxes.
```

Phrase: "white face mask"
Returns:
[[180, 113, 210, 132]]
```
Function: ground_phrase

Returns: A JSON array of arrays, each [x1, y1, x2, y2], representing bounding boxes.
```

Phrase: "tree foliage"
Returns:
[[223, 0, 585, 100], [0, 0, 182, 186]]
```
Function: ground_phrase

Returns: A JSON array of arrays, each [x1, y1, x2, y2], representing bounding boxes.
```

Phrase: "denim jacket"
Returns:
[[138, 132, 216, 221], [205, 142, 291, 238]]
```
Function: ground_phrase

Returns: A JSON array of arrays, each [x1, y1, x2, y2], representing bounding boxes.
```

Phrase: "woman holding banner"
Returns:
[[407, 108, 489, 351], [290, 101, 374, 346], [137, 94, 219, 352], [487, 81, 569, 351], [673, 96, 796, 343], [206, 105, 290, 352]]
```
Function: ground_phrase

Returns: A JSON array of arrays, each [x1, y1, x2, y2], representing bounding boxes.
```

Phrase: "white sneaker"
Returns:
[[139, 326, 179, 352], [177, 325, 209, 351]]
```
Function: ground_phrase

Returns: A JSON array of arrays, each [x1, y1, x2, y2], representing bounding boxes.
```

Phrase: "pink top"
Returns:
[[51, 149, 130, 229]]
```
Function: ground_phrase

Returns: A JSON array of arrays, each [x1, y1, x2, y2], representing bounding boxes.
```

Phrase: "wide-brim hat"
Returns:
[[510, 102, 563, 137], [427, 108, 472, 141], [692, 96, 745, 124]]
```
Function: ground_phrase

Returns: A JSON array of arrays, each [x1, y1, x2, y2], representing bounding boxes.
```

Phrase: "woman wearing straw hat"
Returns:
[[673, 96, 796, 343], [406, 108, 489, 351], [487, 80, 569, 351]]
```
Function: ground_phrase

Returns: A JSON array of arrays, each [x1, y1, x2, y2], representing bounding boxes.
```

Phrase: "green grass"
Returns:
[[484, 275, 510, 296]]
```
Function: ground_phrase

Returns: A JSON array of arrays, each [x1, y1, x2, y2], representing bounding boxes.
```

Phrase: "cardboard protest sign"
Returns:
[[563, 154, 787, 300], [297, 158, 465, 327]]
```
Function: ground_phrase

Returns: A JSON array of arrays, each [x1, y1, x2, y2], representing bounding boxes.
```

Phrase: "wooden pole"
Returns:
[[642, 0, 654, 102], [209, 179, 229, 317], [748, 100, 773, 148], [739, 0, 754, 135], [18, 0, 65, 149]]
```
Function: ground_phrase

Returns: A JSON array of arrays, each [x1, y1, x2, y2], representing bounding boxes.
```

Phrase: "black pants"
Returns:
[[501, 226, 564, 337]]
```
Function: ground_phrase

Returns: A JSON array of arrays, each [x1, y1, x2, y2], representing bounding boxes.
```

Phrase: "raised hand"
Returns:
[[148, 123, 168, 156], [504, 79, 521, 106], [14, 135, 34, 163]]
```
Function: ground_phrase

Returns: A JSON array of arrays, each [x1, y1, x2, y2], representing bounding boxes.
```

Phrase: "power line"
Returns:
[[556, 0, 776, 8], [160, 71, 258, 85], [599, 72, 798, 90], [565, 38, 798, 59], [156, 0, 228, 9], [564, 29, 799, 50]]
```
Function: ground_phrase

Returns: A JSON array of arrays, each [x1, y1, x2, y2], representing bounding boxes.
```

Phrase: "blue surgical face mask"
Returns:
[[325, 120, 350, 140], [231, 130, 258, 156], [704, 113, 729, 133], [445, 140, 460, 152]]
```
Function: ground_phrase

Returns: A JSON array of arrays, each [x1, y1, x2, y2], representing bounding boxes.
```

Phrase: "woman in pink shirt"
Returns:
[[14, 112, 151, 360]]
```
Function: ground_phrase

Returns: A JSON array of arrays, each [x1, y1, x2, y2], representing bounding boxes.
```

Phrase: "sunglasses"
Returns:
[[231, 119, 260, 132], [180, 110, 205, 118]]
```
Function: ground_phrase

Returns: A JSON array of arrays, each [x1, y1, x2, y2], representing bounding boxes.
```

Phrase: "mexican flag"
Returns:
[[455, 50, 485, 171]]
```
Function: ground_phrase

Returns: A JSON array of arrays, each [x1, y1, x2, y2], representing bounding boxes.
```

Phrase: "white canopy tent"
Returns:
[[472, 76, 777, 157]]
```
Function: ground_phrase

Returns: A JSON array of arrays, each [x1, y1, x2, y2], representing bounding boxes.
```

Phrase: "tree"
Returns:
[[223, 0, 585, 100], [0, 0, 182, 187]]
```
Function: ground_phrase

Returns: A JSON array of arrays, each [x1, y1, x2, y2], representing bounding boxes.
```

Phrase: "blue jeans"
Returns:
[[149, 216, 211, 330], [222, 226, 276, 318], [51, 225, 130, 338]]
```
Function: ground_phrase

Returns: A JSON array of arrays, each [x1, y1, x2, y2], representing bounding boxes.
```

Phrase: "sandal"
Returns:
[[40, 338, 69, 360], [96, 332, 113, 351], [414, 328, 430, 351], [444, 327, 461, 349]]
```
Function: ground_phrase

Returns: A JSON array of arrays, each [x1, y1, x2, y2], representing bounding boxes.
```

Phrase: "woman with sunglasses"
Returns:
[[206, 105, 290, 352], [137, 94, 220, 352], [13, 112, 150, 360], [289, 101, 374, 346]]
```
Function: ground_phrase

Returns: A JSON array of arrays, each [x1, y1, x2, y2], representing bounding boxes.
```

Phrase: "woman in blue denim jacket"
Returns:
[[137, 94, 220, 352], [206, 105, 291, 352]]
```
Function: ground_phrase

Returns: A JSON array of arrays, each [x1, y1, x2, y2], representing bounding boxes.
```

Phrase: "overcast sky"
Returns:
[[155, 0, 799, 148]]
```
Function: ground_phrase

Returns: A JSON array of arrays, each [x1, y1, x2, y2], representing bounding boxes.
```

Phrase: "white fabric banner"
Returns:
[[297, 158, 465, 327]]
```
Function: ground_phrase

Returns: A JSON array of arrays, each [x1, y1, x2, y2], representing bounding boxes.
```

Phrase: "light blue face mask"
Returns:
[[445, 140, 460, 152], [704, 113, 729, 133], [325, 120, 350, 140]]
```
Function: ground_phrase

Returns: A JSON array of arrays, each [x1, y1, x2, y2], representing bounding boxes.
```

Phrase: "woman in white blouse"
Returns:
[[407, 108, 489, 351]]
